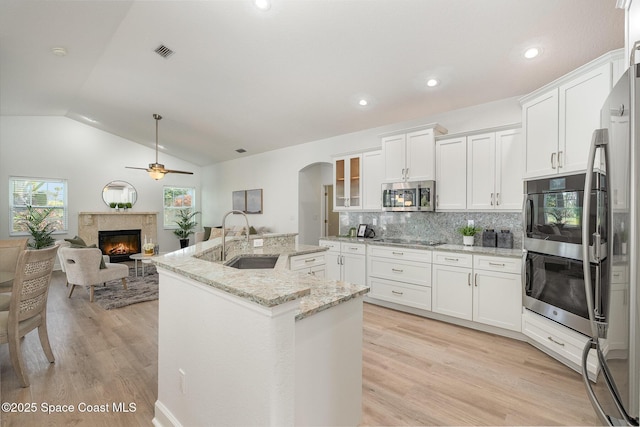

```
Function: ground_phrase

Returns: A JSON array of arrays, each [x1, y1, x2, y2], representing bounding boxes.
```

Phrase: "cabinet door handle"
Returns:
[[551, 152, 557, 169], [392, 251, 404, 256], [444, 257, 459, 262], [557, 151, 563, 168], [547, 336, 565, 347], [391, 290, 404, 296], [349, 247, 359, 251], [490, 193, 494, 206], [488, 262, 505, 267], [305, 258, 316, 263], [309, 271, 315, 276], [401, 168, 405, 180], [467, 272, 471, 286], [496, 193, 500, 206], [391, 268, 404, 273], [405, 168, 409, 180], [474, 273, 478, 286]]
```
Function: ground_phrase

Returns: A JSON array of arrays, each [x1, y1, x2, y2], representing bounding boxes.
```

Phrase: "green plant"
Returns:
[[173, 209, 200, 239], [458, 225, 482, 236], [117, 202, 125, 209], [20, 205, 56, 249], [125, 202, 132, 209], [109, 202, 117, 208]]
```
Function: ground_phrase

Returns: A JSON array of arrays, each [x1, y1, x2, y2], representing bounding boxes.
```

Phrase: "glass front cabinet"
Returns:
[[333, 154, 362, 211]]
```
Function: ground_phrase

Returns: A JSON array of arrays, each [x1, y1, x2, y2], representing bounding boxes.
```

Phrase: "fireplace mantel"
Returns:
[[78, 212, 158, 247]]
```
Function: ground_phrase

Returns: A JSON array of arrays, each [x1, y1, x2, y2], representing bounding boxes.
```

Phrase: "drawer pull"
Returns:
[[467, 273, 471, 286], [445, 257, 459, 262], [392, 251, 404, 256], [613, 273, 621, 277], [474, 273, 478, 286], [391, 268, 404, 273], [349, 247, 360, 251], [391, 290, 404, 296], [488, 262, 506, 267], [547, 336, 565, 347], [305, 258, 316, 263]]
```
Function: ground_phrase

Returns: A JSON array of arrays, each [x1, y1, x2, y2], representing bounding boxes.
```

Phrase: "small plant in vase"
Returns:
[[458, 225, 482, 246], [109, 202, 117, 210]]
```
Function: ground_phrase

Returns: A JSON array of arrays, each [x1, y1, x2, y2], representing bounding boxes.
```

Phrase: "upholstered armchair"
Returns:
[[54, 240, 110, 286], [59, 247, 129, 302]]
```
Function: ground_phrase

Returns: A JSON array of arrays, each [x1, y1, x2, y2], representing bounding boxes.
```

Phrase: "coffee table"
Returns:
[[129, 253, 156, 277]]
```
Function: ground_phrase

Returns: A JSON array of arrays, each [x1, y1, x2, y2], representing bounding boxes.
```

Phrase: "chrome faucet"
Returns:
[[221, 210, 250, 261]]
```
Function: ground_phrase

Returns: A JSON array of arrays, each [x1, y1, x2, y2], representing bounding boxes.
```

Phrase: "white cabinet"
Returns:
[[521, 51, 622, 179], [367, 245, 432, 311], [289, 252, 326, 278], [607, 265, 629, 354], [431, 252, 522, 332], [435, 137, 467, 210], [318, 240, 366, 285], [362, 150, 384, 211], [333, 154, 362, 211], [381, 124, 446, 182], [467, 129, 523, 211]]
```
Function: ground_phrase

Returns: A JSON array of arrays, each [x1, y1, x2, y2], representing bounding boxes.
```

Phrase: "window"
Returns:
[[163, 186, 196, 229], [10, 177, 68, 235]]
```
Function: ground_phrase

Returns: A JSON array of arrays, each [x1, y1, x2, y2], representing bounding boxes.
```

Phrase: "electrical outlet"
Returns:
[[372, 218, 377, 226], [253, 238, 264, 247], [179, 369, 186, 394], [467, 220, 474, 227]]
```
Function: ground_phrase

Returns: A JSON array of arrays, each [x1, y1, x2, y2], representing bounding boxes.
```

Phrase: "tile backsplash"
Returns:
[[340, 211, 523, 248]]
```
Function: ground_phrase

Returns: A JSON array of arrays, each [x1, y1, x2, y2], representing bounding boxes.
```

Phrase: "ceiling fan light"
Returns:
[[149, 170, 165, 180]]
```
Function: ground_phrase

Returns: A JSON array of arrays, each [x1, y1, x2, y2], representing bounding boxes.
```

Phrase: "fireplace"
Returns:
[[99, 229, 141, 263]]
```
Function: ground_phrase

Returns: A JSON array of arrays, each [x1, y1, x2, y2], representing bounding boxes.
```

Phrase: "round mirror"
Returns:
[[102, 180, 137, 207]]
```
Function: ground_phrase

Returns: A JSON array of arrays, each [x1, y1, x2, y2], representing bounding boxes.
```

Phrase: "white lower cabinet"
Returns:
[[367, 245, 432, 310], [318, 240, 366, 285], [432, 252, 522, 332], [289, 252, 326, 278]]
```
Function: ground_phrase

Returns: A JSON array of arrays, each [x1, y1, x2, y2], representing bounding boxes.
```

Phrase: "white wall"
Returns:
[[298, 162, 332, 245], [201, 97, 522, 234], [0, 116, 201, 252]]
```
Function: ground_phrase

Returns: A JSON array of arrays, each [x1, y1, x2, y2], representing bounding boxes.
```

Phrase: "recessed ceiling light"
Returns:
[[358, 99, 368, 107], [254, 0, 271, 11], [426, 78, 439, 87], [524, 47, 541, 59], [236, 148, 247, 153], [51, 47, 67, 57]]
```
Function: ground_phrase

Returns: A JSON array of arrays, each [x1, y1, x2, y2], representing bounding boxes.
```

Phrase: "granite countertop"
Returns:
[[152, 236, 369, 320], [320, 235, 522, 258]]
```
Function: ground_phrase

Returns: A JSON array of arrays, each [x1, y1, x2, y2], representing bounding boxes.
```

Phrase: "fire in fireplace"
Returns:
[[98, 229, 141, 263]]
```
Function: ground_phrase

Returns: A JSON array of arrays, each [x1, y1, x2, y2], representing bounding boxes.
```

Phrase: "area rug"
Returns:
[[93, 265, 158, 310]]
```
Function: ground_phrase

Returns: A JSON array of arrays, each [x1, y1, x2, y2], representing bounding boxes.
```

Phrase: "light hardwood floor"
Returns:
[[0, 271, 598, 426]]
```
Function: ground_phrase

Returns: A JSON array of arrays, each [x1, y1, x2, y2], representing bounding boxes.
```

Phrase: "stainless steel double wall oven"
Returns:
[[522, 172, 608, 337]]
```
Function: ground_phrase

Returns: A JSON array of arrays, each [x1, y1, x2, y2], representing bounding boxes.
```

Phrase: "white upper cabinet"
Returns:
[[438, 127, 522, 212], [362, 150, 384, 211], [435, 136, 467, 211], [381, 124, 447, 182], [333, 154, 362, 211], [521, 50, 623, 179]]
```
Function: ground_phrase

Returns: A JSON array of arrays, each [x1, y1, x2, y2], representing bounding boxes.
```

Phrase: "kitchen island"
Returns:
[[151, 234, 369, 427]]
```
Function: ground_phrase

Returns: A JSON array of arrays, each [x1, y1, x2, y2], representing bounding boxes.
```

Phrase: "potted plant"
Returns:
[[109, 202, 117, 211], [125, 202, 132, 210], [20, 205, 56, 249], [173, 209, 200, 248], [117, 202, 125, 212], [458, 225, 482, 246]]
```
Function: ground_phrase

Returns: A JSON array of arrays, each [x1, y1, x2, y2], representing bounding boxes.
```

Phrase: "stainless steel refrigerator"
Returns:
[[581, 42, 640, 426]]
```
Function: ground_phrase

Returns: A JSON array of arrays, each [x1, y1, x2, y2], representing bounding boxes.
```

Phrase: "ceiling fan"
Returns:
[[126, 113, 193, 180]]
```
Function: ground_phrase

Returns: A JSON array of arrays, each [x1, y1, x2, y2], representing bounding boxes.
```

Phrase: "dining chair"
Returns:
[[0, 238, 29, 293], [0, 245, 58, 387]]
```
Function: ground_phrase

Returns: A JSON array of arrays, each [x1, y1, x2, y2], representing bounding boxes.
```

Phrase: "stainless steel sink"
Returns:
[[224, 255, 279, 269]]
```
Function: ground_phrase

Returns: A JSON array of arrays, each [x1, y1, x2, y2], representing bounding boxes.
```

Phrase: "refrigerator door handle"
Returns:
[[581, 339, 613, 426], [582, 129, 609, 339]]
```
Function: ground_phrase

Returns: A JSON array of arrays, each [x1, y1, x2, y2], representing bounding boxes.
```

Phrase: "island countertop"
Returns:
[[152, 235, 369, 320]]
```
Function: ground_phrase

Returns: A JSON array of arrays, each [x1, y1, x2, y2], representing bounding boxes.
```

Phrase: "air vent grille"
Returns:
[[154, 44, 175, 59], [235, 148, 247, 153]]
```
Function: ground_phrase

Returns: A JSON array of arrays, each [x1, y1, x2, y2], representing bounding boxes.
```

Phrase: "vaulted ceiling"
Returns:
[[0, 0, 624, 165]]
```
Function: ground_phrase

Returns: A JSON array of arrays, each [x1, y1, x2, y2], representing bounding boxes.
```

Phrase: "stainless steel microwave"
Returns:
[[382, 180, 435, 212]]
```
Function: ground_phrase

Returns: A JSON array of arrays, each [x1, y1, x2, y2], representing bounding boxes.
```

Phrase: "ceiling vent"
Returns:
[[235, 148, 247, 153], [154, 44, 175, 59]]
